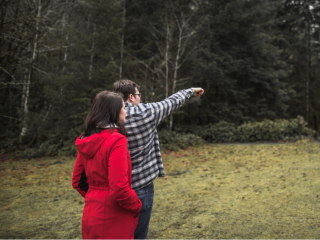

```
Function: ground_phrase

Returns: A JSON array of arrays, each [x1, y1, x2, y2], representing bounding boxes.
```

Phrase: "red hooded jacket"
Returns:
[[72, 129, 142, 239]]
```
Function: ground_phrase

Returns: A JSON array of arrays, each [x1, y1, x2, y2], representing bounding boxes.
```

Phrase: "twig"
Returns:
[[0, 115, 21, 121], [1, 82, 33, 85], [0, 67, 15, 80]]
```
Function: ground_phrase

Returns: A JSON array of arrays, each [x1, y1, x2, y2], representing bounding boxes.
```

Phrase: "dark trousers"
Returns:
[[134, 182, 154, 239]]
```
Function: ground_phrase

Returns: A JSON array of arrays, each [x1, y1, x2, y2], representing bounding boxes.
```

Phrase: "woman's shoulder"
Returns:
[[104, 130, 126, 142], [100, 131, 127, 150], [112, 130, 126, 139]]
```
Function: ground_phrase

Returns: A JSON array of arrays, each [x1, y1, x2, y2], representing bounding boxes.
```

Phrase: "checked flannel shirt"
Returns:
[[125, 88, 194, 191]]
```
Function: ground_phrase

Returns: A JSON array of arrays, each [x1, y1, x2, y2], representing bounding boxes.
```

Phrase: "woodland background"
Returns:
[[1, 0, 320, 157]]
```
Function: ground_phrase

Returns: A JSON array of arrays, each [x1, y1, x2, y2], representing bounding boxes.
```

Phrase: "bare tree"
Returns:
[[119, 0, 126, 80], [20, 0, 42, 143], [304, 0, 311, 120], [151, 1, 203, 129], [88, 23, 96, 81]]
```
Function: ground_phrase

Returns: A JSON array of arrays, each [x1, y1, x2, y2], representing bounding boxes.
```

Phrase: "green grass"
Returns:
[[1, 140, 320, 238]]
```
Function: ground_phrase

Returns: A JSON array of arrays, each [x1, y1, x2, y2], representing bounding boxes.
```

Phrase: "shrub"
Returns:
[[175, 119, 318, 143], [237, 119, 318, 142], [158, 130, 205, 151], [0, 129, 20, 153], [175, 121, 237, 143]]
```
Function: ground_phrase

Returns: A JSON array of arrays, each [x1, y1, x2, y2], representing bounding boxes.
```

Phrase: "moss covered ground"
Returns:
[[0, 140, 320, 238]]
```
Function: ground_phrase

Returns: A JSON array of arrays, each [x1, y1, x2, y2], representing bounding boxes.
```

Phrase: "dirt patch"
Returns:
[[0, 140, 320, 238]]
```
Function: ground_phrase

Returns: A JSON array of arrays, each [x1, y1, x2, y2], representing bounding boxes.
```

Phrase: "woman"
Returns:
[[72, 91, 142, 239]]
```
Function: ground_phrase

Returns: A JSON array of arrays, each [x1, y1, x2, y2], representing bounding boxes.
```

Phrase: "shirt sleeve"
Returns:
[[145, 88, 193, 126], [108, 137, 142, 214], [72, 153, 89, 198]]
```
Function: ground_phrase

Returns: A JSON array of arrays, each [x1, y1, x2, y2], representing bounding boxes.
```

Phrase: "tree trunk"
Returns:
[[165, 17, 170, 98], [20, 50, 29, 119], [62, 0, 68, 75], [0, 0, 10, 57], [88, 23, 96, 82], [61, 0, 69, 104], [169, 16, 183, 130], [20, 0, 41, 143], [305, 0, 310, 120], [119, 0, 126, 80]]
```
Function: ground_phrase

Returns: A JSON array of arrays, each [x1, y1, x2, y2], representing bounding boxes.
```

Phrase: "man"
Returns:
[[113, 79, 204, 239]]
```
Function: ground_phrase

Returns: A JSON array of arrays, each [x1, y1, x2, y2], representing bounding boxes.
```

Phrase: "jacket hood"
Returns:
[[75, 129, 117, 159]]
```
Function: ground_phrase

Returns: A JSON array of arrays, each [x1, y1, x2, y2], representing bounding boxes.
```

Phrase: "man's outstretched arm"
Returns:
[[146, 87, 204, 126]]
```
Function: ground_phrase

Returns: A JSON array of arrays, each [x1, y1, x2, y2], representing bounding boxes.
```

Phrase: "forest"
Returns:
[[1, 0, 320, 156]]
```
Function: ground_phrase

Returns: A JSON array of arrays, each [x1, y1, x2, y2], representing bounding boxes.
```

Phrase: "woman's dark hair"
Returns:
[[83, 91, 127, 137]]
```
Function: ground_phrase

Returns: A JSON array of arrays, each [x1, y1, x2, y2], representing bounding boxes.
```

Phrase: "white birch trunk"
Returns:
[[20, 53, 29, 117], [60, 0, 69, 103], [88, 23, 96, 81], [119, 0, 126, 80], [169, 18, 183, 130], [62, 1, 68, 75], [305, 0, 310, 119], [20, 0, 41, 142], [165, 17, 170, 98]]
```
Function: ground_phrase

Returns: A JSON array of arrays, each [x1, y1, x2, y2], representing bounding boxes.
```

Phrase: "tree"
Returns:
[[194, 0, 289, 124], [280, 0, 320, 131], [124, 0, 206, 129]]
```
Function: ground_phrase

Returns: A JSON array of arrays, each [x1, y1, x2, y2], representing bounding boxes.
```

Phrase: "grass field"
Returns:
[[0, 140, 320, 238]]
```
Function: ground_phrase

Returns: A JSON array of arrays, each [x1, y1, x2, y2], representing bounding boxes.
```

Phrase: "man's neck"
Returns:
[[125, 100, 138, 106]]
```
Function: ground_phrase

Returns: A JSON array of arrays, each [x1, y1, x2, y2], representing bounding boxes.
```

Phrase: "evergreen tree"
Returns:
[[280, 0, 320, 131], [194, 0, 289, 124]]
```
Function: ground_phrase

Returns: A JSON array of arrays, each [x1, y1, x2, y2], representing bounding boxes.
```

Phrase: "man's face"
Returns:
[[132, 88, 141, 106]]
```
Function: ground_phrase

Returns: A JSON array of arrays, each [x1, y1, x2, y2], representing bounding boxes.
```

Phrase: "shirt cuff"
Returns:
[[186, 88, 194, 98]]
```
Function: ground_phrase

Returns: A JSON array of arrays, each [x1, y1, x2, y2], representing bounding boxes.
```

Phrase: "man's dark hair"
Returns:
[[83, 91, 127, 137], [113, 79, 139, 101]]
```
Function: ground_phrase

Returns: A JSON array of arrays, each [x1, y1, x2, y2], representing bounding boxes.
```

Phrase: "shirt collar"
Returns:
[[97, 124, 118, 128], [125, 102, 136, 107]]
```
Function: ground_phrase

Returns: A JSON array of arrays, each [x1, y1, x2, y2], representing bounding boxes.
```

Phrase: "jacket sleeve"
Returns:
[[145, 88, 193, 126], [108, 137, 142, 214], [72, 153, 89, 198]]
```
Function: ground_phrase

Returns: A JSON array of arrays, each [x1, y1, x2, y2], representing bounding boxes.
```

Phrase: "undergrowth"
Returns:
[[0, 140, 320, 238]]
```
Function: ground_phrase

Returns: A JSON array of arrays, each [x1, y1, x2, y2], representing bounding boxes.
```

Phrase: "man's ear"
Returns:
[[128, 94, 134, 103]]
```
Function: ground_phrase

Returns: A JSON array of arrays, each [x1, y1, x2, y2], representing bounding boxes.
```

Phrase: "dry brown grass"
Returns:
[[1, 140, 320, 238]]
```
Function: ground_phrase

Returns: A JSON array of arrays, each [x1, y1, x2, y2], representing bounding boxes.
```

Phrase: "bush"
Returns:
[[158, 130, 205, 151], [18, 125, 83, 158], [175, 119, 318, 143], [175, 121, 237, 143], [0, 129, 20, 153], [4, 119, 319, 158], [237, 119, 318, 142]]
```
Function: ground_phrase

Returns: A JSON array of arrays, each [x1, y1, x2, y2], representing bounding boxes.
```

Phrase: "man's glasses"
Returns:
[[133, 93, 142, 97]]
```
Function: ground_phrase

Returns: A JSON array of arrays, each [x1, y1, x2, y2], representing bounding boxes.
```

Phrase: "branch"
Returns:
[[32, 66, 52, 79], [1, 82, 33, 85], [178, 45, 201, 69], [127, 53, 156, 74], [176, 80, 189, 86], [155, 41, 165, 57], [181, 30, 196, 40], [177, 76, 192, 82], [0, 67, 15, 80], [0, 115, 20, 121]]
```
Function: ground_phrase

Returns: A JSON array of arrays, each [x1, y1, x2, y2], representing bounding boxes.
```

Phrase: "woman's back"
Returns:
[[72, 129, 141, 239], [75, 130, 128, 187]]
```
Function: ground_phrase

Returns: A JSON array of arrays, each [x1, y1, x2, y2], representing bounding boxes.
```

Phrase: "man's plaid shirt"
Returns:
[[125, 88, 194, 190]]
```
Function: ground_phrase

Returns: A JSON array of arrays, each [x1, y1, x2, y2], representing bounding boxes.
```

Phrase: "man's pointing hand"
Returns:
[[192, 88, 204, 97]]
